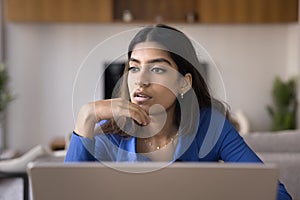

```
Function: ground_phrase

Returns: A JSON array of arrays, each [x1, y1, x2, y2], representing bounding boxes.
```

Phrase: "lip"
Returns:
[[133, 91, 152, 103]]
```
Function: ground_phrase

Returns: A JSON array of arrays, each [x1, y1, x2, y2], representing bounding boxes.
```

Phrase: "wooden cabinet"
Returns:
[[5, 0, 113, 22], [114, 0, 298, 23], [113, 0, 198, 23], [5, 0, 298, 23], [197, 0, 298, 23]]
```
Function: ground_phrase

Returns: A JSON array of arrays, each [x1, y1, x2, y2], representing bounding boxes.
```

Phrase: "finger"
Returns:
[[130, 103, 151, 125], [123, 103, 150, 125], [110, 99, 150, 125]]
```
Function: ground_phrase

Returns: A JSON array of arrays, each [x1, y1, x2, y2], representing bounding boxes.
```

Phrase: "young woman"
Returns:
[[65, 24, 291, 200]]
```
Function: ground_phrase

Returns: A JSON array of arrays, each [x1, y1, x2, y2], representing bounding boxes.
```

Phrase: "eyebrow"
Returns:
[[129, 58, 172, 66]]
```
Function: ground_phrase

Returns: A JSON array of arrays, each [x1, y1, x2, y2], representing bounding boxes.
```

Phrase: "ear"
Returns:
[[180, 73, 192, 95]]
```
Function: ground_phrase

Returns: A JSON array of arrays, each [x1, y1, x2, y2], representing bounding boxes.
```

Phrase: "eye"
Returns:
[[151, 66, 166, 74], [128, 66, 140, 73]]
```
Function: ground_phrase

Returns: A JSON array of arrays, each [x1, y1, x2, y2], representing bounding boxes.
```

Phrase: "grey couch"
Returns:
[[243, 130, 300, 200]]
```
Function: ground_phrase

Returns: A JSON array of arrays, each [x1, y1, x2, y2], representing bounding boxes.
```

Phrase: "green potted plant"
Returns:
[[0, 63, 14, 152], [267, 76, 297, 131]]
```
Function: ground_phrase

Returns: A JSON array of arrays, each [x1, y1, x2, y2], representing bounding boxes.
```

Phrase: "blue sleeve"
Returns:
[[277, 182, 293, 200], [197, 108, 262, 162], [217, 123, 262, 162], [64, 132, 97, 162]]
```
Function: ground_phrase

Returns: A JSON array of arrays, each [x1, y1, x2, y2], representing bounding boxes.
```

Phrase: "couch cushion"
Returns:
[[243, 130, 300, 153]]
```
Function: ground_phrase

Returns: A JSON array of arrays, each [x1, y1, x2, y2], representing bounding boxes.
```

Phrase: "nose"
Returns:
[[135, 80, 149, 87], [135, 69, 150, 87]]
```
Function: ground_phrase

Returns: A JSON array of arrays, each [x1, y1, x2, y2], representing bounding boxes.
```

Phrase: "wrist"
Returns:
[[75, 103, 97, 138]]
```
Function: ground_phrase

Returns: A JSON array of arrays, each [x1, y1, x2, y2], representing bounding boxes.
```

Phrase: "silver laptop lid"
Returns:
[[28, 162, 279, 200]]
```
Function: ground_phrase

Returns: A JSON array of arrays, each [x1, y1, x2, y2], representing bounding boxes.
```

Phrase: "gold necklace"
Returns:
[[144, 133, 179, 150]]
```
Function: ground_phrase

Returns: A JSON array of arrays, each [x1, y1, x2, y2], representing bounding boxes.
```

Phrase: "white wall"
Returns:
[[5, 23, 299, 152], [182, 25, 296, 132], [297, 1, 300, 128], [0, 0, 3, 62], [0, 0, 4, 150]]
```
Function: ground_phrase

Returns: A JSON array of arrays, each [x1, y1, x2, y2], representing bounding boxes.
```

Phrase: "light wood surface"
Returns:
[[5, 0, 298, 23]]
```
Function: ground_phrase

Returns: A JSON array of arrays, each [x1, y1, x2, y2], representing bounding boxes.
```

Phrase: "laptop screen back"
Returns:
[[28, 162, 279, 200]]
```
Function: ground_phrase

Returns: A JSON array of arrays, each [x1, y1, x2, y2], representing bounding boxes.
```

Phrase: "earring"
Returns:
[[181, 92, 184, 99]]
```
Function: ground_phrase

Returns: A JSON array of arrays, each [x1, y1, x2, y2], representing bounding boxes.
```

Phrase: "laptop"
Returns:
[[27, 162, 279, 200]]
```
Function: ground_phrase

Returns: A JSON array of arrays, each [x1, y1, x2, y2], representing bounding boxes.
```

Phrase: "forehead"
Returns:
[[130, 42, 172, 62], [132, 41, 166, 51]]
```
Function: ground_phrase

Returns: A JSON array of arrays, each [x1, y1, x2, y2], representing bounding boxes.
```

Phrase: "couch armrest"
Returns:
[[243, 130, 300, 153]]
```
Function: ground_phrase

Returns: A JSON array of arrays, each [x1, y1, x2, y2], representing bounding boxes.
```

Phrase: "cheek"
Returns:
[[151, 75, 180, 93], [154, 85, 178, 102], [156, 89, 178, 110], [127, 74, 135, 94], [158, 79, 180, 95]]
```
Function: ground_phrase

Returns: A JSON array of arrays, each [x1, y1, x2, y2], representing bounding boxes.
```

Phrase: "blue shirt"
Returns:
[[65, 108, 292, 200]]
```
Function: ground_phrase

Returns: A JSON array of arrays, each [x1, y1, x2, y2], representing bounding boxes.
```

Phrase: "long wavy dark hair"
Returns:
[[100, 24, 230, 135]]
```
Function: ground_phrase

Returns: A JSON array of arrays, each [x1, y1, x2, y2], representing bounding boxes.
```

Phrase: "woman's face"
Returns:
[[127, 42, 182, 114]]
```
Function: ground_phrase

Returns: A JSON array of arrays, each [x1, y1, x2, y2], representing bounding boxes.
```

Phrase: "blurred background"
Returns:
[[0, 0, 299, 153]]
